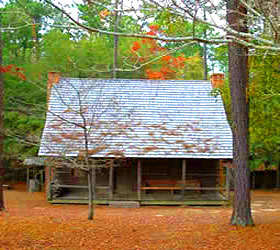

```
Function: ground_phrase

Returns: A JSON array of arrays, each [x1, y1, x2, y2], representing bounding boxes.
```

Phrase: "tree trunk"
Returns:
[[112, 0, 121, 79], [88, 168, 94, 220], [227, 0, 254, 226], [87, 167, 96, 220], [203, 9, 208, 80], [0, 19, 4, 211]]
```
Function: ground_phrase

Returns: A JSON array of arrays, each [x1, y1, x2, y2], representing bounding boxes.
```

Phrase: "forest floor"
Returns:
[[0, 184, 280, 250]]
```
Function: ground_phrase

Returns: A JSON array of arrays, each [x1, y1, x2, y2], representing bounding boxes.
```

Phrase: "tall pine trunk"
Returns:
[[227, 0, 254, 226], [0, 19, 4, 211], [112, 0, 120, 79]]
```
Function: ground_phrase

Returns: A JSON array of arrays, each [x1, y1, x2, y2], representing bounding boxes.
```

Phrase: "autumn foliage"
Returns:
[[130, 25, 188, 80], [99, 9, 110, 19], [0, 64, 26, 80]]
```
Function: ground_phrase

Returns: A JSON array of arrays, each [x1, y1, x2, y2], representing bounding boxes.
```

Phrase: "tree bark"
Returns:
[[88, 168, 93, 220], [112, 0, 121, 79], [87, 165, 96, 220], [203, 9, 208, 80], [227, 0, 254, 226], [0, 19, 4, 211]]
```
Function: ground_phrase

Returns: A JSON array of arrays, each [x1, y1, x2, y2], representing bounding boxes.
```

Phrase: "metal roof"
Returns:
[[23, 157, 46, 166], [38, 78, 233, 159]]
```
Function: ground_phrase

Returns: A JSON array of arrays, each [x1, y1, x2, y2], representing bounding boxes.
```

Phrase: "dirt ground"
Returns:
[[1, 184, 280, 250]]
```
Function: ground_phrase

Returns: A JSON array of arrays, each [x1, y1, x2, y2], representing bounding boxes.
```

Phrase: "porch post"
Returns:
[[226, 167, 230, 200], [276, 165, 280, 189], [48, 166, 53, 200], [26, 168, 30, 192], [137, 159, 141, 201], [182, 159, 186, 198], [109, 166, 114, 199], [92, 167, 96, 200], [40, 169, 44, 192]]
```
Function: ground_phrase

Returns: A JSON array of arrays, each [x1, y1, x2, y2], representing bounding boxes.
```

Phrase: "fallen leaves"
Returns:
[[1, 185, 280, 250]]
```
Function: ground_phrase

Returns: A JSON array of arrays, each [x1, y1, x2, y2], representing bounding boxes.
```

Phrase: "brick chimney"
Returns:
[[47, 72, 60, 102], [210, 73, 224, 88]]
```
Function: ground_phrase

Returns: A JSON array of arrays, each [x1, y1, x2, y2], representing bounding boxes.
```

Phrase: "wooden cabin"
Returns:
[[39, 75, 233, 205]]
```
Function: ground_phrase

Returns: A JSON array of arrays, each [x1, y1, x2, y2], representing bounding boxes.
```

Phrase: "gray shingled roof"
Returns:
[[38, 78, 233, 159]]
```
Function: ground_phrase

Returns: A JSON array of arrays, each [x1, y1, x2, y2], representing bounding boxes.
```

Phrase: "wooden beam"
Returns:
[[26, 168, 29, 192], [141, 186, 225, 191], [137, 159, 141, 201], [40, 170, 44, 192], [181, 159, 186, 198], [92, 167, 96, 200], [109, 166, 114, 199], [49, 199, 228, 206]]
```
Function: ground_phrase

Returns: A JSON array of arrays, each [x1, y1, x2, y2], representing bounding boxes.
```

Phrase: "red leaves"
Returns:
[[162, 55, 172, 63], [146, 30, 157, 36], [0, 64, 14, 73], [0, 64, 26, 80], [16, 72, 27, 81], [149, 24, 159, 32], [129, 24, 188, 80], [146, 70, 165, 80], [131, 41, 141, 51], [146, 65, 176, 80]]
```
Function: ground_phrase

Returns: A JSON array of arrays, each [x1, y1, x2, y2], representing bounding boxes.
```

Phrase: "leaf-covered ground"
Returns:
[[1, 184, 280, 250]]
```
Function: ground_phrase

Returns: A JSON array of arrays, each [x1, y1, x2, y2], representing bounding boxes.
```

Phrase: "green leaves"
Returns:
[[249, 54, 280, 165]]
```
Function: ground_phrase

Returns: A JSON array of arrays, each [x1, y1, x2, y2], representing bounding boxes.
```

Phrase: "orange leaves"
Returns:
[[146, 70, 165, 80], [146, 25, 160, 36], [128, 24, 188, 80], [131, 41, 141, 51], [60, 133, 83, 140], [177, 56, 186, 63], [87, 145, 107, 155], [146, 30, 157, 36], [106, 150, 125, 158], [0, 64, 26, 80], [143, 146, 159, 153], [99, 9, 110, 19], [162, 55, 172, 62], [149, 24, 159, 32], [146, 66, 176, 80], [2, 187, 280, 250]]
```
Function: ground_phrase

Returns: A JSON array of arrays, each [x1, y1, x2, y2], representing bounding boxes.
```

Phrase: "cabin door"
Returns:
[[115, 167, 133, 196]]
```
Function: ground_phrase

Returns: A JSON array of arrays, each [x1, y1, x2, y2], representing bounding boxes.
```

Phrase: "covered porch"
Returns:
[[47, 158, 230, 205]]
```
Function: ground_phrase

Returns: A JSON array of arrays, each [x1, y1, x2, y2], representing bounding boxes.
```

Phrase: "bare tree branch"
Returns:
[[41, 0, 280, 52]]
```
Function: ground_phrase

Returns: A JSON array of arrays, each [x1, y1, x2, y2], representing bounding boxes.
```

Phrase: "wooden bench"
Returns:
[[141, 179, 201, 194], [2, 184, 11, 190]]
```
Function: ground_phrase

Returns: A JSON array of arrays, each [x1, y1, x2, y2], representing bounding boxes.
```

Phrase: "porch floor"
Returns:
[[51, 189, 228, 205]]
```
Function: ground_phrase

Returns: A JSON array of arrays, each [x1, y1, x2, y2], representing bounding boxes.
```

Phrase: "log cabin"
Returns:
[[38, 73, 233, 205]]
